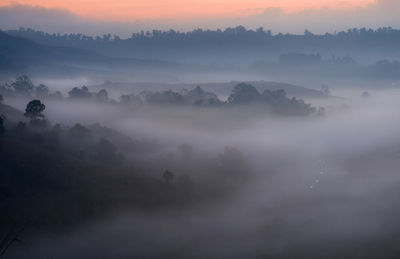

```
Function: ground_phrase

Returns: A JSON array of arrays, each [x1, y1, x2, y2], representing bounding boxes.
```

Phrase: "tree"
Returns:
[[11, 75, 34, 94], [24, 99, 47, 127], [163, 170, 174, 184], [96, 89, 108, 102], [183, 86, 222, 107], [24, 100, 45, 120], [304, 29, 314, 36], [36, 84, 49, 97], [228, 83, 262, 105], [68, 86, 91, 99]]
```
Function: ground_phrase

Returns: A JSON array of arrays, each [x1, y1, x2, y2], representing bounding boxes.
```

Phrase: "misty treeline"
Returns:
[[0, 76, 322, 116], [5, 27, 400, 81], [6, 26, 400, 70], [0, 92, 252, 232], [7, 26, 400, 52]]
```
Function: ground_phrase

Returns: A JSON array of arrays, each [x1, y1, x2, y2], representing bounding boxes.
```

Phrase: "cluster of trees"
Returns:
[[0, 76, 320, 115], [119, 83, 320, 115], [122, 86, 223, 107], [227, 83, 321, 115], [104, 83, 319, 115], [0, 76, 109, 101], [0, 75, 59, 99], [68, 86, 110, 102]]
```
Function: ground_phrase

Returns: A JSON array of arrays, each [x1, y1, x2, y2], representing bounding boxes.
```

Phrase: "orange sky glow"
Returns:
[[0, 0, 375, 21]]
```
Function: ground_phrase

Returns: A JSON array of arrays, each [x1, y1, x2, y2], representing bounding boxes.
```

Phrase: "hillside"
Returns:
[[0, 31, 180, 75]]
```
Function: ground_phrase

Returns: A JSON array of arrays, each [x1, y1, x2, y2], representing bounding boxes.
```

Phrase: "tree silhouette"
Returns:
[[228, 83, 262, 105], [24, 100, 45, 120], [24, 100, 46, 127], [96, 89, 108, 102], [68, 86, 91, 99]]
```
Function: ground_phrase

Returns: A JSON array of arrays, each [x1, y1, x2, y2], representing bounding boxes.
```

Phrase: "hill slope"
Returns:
[[0, 31, 180, 75]]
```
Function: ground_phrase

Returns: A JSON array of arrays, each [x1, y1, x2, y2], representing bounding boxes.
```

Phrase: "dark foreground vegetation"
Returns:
[[0, 100, 185, 227], [0, 89, 256, 256]]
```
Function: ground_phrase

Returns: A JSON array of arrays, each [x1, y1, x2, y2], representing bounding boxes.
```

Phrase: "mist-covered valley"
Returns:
[[1, 72, 400, 259], [2, 15, 400, 258]]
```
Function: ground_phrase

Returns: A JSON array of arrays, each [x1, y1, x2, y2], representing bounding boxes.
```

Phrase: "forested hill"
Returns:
[[6, 27, 400, 61], [0, 30, 180, 75]]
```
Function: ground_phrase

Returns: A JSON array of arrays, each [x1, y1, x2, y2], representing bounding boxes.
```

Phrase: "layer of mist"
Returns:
[[1, 74, 400, 258]]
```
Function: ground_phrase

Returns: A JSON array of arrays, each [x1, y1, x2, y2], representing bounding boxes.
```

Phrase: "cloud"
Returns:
[[0, 1, 399, 36], [230, 0, 400, 34], [0, 4, 150, 36]]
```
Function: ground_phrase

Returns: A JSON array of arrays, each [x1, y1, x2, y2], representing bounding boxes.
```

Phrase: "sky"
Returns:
[[0, 0, 375, 21], [0, 0, 399, 35]]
